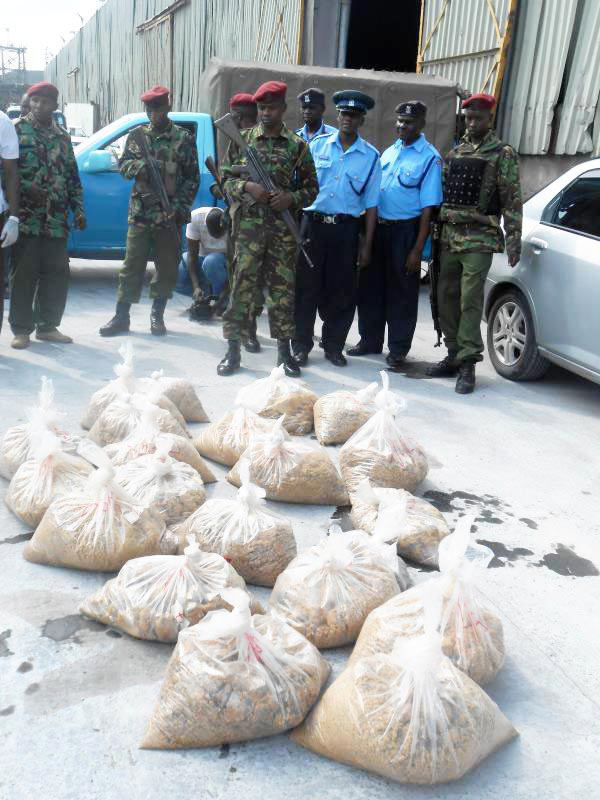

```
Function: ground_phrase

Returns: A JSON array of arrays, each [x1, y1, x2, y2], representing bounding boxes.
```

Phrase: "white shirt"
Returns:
[[185, 207, 227, 256], [0, 111, 19, 213]]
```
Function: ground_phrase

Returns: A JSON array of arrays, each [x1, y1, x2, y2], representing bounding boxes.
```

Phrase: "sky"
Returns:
[[1, 0, 106, 71]]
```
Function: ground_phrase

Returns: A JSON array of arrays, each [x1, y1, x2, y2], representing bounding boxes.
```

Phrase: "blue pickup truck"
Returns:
[[70, 112, 216, 259]]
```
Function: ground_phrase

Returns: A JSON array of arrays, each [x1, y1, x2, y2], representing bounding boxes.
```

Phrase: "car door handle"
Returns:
[[528, 236, 547, 253]]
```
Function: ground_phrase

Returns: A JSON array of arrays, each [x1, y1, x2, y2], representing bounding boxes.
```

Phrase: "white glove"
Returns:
[[0, 216, 19, 248]]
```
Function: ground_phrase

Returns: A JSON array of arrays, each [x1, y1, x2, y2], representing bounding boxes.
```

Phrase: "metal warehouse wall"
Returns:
[[46, 0, 303, 127]]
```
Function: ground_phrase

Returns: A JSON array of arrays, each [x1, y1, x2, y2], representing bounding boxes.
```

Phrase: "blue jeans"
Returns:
[[175, 252, 227, 297]]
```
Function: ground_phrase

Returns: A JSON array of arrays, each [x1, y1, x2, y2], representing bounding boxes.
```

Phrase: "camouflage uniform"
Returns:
[[438, 130, 522, 362], [9, 113, 83, 335], [116, 120, 199, 303], [221, 123, 318, 341]]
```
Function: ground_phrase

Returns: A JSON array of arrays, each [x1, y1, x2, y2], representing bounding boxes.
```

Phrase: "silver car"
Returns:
[[484, 159, 600, 384]]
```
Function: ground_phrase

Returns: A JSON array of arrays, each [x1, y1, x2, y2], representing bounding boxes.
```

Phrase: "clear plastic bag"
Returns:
[[87, 394, 188, 447], [114, 437, 206, 527], [227, 418, 348, 506], [268, 525, 409, 649], [142, 588, 330, 748], [235, 365, 318, 436], [136, 370, 209, 423], [0, 376, 80, 480], [79, 536, 251, 642], [193, 406, 276, 467], [351, 515, 505, 685], [174, 460, 296, 587], [339, 372, 428, 494], [104, 405, 216, 483], [292, 597, 516, 784], [81, 342, 137, 429], [313, 381, 378, 446], [5, 432, 93, 528], [24, 442, 175, 571], [351, 479, 449, 567]]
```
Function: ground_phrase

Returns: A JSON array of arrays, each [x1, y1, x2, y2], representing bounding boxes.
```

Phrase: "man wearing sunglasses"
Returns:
[[100, 85, 199, 337], [348, 100, 442, 368]]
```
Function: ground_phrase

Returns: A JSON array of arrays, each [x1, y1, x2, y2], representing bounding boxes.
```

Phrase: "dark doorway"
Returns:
[[345, 0, 422, 72]]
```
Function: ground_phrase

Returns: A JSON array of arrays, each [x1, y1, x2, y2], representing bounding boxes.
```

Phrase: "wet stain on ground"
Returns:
[[476, 509, 503, 524], [0, 532, 34, 545], [25, 683, 40, 695], [17, 662, 32, 673], [219, 743, 230, 758], [0, 630, 13, 657], [105, 630, 122, 638], [331, 505, 353, 532], [536, 545, 598, 577], [0, 706, 15, 716], [229, 766, 237, 773], [519, 518, 538, 530], [478, 540, 534, 568], [423, 489, 500, 514], [41, 614, 105, 643], [386, 361, 434, 380]]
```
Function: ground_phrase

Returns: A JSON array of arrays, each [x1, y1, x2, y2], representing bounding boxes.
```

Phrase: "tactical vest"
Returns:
[[444, 149, 504, 217]]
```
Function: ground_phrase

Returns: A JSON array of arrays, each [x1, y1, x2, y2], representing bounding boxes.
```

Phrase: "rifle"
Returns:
[[428, 218, 443, 347], [205, 155, 229, 206], [214, 113, 315, 269], [131, 125, 181, 256]]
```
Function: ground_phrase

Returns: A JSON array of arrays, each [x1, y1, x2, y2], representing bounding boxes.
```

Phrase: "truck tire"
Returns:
[[487, 291, 550, 381]]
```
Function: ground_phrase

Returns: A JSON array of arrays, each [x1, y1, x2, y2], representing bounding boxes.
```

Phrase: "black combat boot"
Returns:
[[277, 339, 301, 378], [455, 361, 476, 394], [99, 301, 131, 337], [150, 298, 167, 336], [425, 352, 460, 377], [243, 318, 261, 353], [217, 340, 241, 376]]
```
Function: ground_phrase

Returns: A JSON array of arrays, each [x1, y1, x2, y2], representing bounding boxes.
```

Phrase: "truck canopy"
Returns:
[[198, 58, 459, 158]]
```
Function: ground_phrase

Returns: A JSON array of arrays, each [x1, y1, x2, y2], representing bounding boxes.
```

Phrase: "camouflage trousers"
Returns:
[[225, 231, 263, 340], [438, 249, 493, 363], [223, 213, 296, 341], [117, 225, 180, 304]]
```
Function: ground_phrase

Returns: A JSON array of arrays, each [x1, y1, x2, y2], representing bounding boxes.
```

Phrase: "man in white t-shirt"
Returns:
[[0, 109, 20, 335], [176, 207, 227, 317]]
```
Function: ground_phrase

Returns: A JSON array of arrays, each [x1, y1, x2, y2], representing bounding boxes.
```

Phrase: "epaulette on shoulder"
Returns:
[[363, 139, 380, 156]]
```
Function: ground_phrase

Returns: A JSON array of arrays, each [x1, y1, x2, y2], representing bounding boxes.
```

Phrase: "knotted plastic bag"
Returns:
[[351, 515, 505, 685], [268, 525, 409, 649], [80, 536, 250, 642], [104, 405, 216, 483], [292, 593, 516, 784], [174, 459, 296, 587], [81, 342, 136, 429], [235, 365, 318, 435], [114, 437, 206, 526], [142, 588, 330, 748], [5, 431, 93, 528], [351, 479, 449, 567], [24, 442, 175, 571], [136, 369, 209, 423], [313, 380, 378, 445], [87, 393, 188, 447], [193, 406, 276, 467], [339, 371, 428, 493], [0, 376, 79, 480], [227, 418, 348, 506]]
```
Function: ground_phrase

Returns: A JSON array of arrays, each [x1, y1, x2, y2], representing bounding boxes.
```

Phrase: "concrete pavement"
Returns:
[[1, 261, 599, 800]]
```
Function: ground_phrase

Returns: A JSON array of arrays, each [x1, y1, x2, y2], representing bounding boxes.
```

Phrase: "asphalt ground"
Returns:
[[1, 261, 599, 800]]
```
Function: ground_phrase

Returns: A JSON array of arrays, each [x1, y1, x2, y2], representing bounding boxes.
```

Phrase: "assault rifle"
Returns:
[[214, 113, 315, 268], [131, 125, 181, 256], [205, 155, 229, 206], [428, 218, 443, 348]]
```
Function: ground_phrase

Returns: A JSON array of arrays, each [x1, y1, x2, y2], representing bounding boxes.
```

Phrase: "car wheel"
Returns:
[[487, 291, 550, 381]]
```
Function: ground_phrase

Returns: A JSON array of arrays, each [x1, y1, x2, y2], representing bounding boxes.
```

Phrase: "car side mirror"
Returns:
[[83, 150, 116, 173]]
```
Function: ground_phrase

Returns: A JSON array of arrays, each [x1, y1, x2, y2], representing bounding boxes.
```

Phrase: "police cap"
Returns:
[[297, 87, 326, 107], [333, 90, 374, 113], [395, 100, 427, 118]]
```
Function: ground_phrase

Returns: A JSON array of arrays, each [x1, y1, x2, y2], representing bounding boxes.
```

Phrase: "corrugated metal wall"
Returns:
[[46, 0, 303, 127]]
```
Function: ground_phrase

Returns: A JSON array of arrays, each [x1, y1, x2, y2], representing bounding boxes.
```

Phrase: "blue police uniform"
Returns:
[[293, 106, 382, 361], [354, 119, 442, 362], [296, 121, 337, 144]]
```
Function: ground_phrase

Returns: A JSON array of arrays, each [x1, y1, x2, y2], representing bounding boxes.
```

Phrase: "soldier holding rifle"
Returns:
[[216, 80, 319, 377], [100, 85, 199, 337]]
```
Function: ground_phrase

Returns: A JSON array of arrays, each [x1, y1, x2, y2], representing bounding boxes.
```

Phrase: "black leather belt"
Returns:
[[378, 217, 421, 225], [307, 212, 358, 225]]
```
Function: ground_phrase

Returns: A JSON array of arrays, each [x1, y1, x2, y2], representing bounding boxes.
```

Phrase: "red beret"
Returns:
[[462, 93, 496, 111], [230, 93, 257, 109], [140, 85, 170, 104], [253, 81, 287, 103], [27, 82, 59, 100]]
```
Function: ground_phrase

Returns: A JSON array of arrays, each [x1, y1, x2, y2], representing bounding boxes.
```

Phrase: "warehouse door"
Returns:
[[137, 0, 190, 92]]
